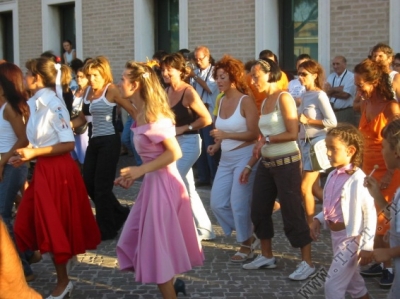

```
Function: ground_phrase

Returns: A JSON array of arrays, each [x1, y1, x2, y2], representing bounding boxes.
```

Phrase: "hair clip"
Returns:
[[142, 72, 150, 79]]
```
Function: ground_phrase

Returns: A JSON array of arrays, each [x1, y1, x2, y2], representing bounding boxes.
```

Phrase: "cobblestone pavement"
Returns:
[[28, 155, 388, 298]]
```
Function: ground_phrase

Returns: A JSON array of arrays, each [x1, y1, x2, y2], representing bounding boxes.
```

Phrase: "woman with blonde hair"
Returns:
[[82, 56, 136, 241], [115, 61, 203, 298], [12, 57, 101, 298]]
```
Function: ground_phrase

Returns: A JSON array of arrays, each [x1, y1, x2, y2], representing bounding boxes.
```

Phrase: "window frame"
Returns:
[[0, 1, 19, 65]]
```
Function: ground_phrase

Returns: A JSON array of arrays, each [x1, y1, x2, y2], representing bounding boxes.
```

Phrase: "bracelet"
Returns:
[[244, 165, 252, 171], [193, 75, 199, 80]]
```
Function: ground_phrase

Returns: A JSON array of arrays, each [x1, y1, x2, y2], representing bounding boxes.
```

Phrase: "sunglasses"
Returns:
[[298, 72, 310, 77]]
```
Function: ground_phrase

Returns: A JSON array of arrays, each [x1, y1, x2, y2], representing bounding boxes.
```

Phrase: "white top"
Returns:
[[64, 49, 75, 65], [326, 69, 356, 110], [0, 103, 18, 153], [191, 65, 219, 117], [315, 168, 377, 251], [26, 88, 74, 148], [259, 92, 299, 158], [215, 95, 247, 152], [389, 70, 399, 102], [288, 78, 306, 99]]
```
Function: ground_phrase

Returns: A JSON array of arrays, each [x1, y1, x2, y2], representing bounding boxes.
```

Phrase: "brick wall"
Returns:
[[330, 0, 389, 71], [188, 0, 255, 64], [18, 0, 43, 68], [82, 0, 134, 81]]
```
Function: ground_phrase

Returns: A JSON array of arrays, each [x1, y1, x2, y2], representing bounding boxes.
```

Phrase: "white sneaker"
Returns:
[[288, 261, 316, 281], [242, 255, 277, 270]]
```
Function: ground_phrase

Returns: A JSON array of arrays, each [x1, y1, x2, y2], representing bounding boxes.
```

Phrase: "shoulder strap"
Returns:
[[217, 95, 225, 117], [179, 87, 188, 103], [101, 83, 112, 97]]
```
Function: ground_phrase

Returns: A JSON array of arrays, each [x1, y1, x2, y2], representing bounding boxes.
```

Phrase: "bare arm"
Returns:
[[176, 87, 212, 135], [107, 84, 138, 119]]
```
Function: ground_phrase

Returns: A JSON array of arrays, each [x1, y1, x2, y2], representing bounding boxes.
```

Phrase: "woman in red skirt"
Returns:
[[10, 57, 101, 299]]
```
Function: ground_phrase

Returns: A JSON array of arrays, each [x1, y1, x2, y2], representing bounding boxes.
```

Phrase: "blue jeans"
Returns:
[[176, 134, 215, 239], [196, 124, 218, 184], [0, 163, 33, 275], [121, 115, 142, 166]]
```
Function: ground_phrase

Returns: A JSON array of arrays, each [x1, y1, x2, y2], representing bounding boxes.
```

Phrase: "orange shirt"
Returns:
[[246, 72, 289, 113]]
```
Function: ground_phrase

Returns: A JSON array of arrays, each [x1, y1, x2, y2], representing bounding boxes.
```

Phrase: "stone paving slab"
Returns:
[[27, 155, 388, 298]]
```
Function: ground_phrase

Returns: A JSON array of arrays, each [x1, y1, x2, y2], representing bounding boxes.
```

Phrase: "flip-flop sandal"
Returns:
[[230, 245, 254, 263]]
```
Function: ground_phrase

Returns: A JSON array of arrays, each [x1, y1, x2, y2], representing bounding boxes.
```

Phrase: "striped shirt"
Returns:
[[87, 84, 116, 138]]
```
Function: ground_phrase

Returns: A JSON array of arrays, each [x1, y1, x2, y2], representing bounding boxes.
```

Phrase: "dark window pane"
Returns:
[[60, 4, 76, 50], [280, 0, 318, 73], [155, 0, 179, 53], [1, 11, 13, 63]]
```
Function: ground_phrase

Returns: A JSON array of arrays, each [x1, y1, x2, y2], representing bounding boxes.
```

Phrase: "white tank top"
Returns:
[[259, 92, 299, 158], [215, 95, 247, 152], [390, 71, 399, 101], [0, 103, 18, 153]]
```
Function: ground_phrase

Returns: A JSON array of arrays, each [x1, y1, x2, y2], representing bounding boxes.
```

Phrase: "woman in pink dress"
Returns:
[[115, 61, 204, 298]]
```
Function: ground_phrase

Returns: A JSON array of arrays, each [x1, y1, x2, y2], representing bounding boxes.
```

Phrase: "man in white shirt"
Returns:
[[190, 45, 219, 186], [325, 56, 357, 125]]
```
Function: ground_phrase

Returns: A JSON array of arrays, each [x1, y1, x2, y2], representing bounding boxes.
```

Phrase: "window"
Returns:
[[59, 3, 75, 50], [155, 0, 179, 53], [42, 0, 82, 59], [280, 0, 318, 72], [0, 11, 13, 62]]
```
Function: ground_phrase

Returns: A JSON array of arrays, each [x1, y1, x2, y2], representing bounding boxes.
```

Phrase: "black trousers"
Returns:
[[83, 134, 128, 238], [251, 159, 312, 248]]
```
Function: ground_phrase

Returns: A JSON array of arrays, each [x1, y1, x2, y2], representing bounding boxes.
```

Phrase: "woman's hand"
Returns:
[[310, 219, 321, 241], [380, 170, 393, 190], [239, 168, 251, 184], [299, 113, 309, 125], [120, 166, 145, 181], [114, 177, 135, 189], [364, 175, 382, 198], [207, 143, 220, 156], [210, 129, 227, 140], [358, 250, 373, 266], [14, 148, 36, 162]]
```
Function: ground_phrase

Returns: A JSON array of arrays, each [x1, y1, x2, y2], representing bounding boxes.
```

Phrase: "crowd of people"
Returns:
[[1, 42, 400, 299]]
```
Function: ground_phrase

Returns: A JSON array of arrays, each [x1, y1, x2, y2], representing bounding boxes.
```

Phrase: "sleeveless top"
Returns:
[[215, 95, 247, 152], [169, 87, 199, 135], [0, 103, 18, 153], [64, 49, 75, 65], [87, 84, 116, 138], [259, 92, 299, 158], [390, 70, 399, 101]]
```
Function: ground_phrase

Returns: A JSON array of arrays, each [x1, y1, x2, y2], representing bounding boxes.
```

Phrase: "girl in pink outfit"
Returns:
[[115, 61, 204, 299], [311, 124, 376, 299]]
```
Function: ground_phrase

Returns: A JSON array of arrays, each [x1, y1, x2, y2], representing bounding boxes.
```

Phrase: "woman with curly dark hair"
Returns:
[[356, 58, 400, 285], [207, 55, 259, 262]]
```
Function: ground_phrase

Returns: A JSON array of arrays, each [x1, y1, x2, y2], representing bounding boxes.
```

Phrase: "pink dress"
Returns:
[[116, 118, 204, 284]]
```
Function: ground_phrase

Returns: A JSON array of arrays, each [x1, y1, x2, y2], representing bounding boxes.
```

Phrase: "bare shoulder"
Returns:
[[385, 100, 400, 117]]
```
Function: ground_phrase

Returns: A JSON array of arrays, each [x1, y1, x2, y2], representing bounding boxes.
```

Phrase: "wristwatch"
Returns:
[[265, 135, 270, 144], [188, 124, 193, 130], [193, 75, 199, 80]]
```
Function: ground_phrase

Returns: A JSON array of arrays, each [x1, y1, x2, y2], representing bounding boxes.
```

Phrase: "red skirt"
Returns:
[[14, 153, 101, 264]]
